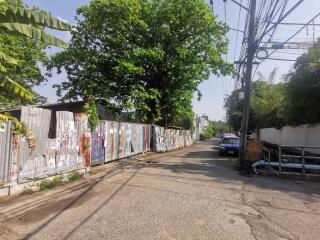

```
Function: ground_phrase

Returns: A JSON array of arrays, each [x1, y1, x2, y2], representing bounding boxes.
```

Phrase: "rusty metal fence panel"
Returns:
[[103, 121, 152, 162], [2, 107, 193, 184], [0, 121, 12, 183], [131, 123, 143, 155], [16, 108, 84, 181], [91, 122, 105, 165], [55, 111, 82, 172], [104, 121, 118, 162]]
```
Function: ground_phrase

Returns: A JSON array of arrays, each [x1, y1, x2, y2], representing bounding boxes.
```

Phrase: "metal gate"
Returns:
[[91, 122, 106, 165]]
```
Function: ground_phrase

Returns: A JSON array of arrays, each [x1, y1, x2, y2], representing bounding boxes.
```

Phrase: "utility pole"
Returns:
[[239, 0, 256, 170]]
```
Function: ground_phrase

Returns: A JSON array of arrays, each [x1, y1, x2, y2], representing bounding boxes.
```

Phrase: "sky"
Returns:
[[25, 0, 320, 121]]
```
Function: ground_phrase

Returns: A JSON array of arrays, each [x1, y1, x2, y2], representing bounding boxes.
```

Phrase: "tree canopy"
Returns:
[[225, 45, 320, 131], [0, 33, 48, 107], [224, 77, 285, 132], [50, 0, 232, 127], [284, 47, 320, 125]]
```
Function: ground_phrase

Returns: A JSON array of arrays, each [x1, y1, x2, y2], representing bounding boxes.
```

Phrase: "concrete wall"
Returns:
[[259, 123, 320, 153]]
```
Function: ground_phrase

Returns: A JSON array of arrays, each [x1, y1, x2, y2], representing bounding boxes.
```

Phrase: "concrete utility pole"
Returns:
[[239, 0, 256, 169]]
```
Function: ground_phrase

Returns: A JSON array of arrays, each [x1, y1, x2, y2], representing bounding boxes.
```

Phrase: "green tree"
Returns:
[[224, 79, 285, 131], [211, 120, 228, 134], [284, 47, 320, 125], [251, 80, 286, 128], [0, 0, 70, 102], [201, 123, 215, 140], [200, 121, 228, 140], [224, 89, 243, 132], [50, 0, 232, 127], [0, 33, 48, 107]]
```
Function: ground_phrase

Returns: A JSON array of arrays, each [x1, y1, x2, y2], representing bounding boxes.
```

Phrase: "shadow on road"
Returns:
[[2, 139, 320, 240], [143, 140, 320, 198]]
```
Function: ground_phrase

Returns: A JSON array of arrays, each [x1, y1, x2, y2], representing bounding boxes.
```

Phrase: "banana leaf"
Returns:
[[0, 6, 71, 31], [0, 63, 6, 72], [0, 74, 33, 100], [0, 22, 68, 48], [0, 0, 9, 14], [0, 50, 18, 64]]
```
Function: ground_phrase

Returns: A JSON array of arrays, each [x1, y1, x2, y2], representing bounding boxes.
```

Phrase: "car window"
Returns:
[[222, 138, 239, 144]]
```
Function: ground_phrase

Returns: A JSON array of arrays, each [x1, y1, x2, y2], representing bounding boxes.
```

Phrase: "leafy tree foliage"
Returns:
[[200, 120, 228, 140], [50, 0, 232, 127], [251, 80, 286, 128], [0, 0, 70, 103], [226, 45, 320, 130], [224, 79, 285, 131], [201, 124, 215, 140], [0, 33, 48, 107], [224, 89, 243, 132], [284, 47, 320, 125]]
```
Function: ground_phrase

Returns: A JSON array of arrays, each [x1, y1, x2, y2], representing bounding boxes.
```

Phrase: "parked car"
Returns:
[[221, 132, 238, 139], [219, 137, 240, 156]]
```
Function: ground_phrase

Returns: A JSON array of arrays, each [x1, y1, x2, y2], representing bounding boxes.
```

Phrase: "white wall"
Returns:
[[259, 123, 320, 154], [199, 118, 209, 134]]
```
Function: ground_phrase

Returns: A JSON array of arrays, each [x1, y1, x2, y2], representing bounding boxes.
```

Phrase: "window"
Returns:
[[222, 138, 239, 144]]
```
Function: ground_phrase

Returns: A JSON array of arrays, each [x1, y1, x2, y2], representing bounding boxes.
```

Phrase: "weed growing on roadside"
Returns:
[[21, 187, 34, 195], [67, 171, 83, 182], [39, 176, 64, 191]]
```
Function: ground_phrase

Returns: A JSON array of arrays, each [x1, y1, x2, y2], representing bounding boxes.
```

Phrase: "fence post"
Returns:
[[278, 145, 282, 173], [301, 147, 305, 175], [268, 150, 271, 170]]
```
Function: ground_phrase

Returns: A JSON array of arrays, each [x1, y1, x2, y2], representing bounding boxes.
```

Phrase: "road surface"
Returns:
[[1, 139, 320, 240]]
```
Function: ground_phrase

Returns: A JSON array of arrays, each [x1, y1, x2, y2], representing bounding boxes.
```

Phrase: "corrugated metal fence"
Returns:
[[94, 121, 151, 165], [0, 121, 12, 183], [14, 108, 85, 182], [0, 106, 193, 185], [153, 126, 193, 152]]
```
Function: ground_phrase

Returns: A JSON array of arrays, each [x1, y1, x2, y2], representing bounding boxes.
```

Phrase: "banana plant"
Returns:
[[0, 0, 71, 100]]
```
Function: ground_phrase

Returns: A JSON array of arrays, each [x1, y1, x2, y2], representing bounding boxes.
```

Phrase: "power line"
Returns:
[[257, 12, 320, 67], [277, 26, 320, 34], [229, 27, 245, 34], [233, 0, 243, 91], [259, 0, 304, 40], [268, 21, 320, 26], [236, 0, 287, 90], [229, 0, 249, 11], [261, 57, 320, 63], [268, 0, 288, 42]]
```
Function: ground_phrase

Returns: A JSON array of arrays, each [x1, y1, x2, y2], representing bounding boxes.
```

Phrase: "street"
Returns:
[[1, 139, 320, 240]]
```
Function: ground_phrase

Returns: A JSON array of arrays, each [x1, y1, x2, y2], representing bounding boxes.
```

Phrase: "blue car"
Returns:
[[219, 137, 240, 156]]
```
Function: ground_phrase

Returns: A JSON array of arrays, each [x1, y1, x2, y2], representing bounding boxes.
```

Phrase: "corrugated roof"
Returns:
[[0, 101, 84, 113]]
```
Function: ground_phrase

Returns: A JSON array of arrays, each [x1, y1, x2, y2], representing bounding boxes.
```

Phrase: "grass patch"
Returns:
[[39, 176, 64, 191], [67, 171, 83, 182], [21, 187, 34, 195]]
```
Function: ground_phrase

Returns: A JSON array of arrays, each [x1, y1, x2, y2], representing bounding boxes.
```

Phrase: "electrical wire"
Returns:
[[256, 12, 320, 73], [233, 0, 243, 91]]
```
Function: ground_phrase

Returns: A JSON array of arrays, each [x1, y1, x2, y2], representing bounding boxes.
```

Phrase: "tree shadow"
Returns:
[[2, 140, 320, 240], [1, 161, 136, 240], [145, 141, 320, 198]]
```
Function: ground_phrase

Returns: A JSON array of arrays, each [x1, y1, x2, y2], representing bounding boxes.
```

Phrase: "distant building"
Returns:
[[195, 114, 210, 140]]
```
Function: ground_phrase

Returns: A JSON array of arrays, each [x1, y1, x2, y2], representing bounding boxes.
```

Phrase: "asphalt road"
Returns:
[[1, 139, 320, 240]]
